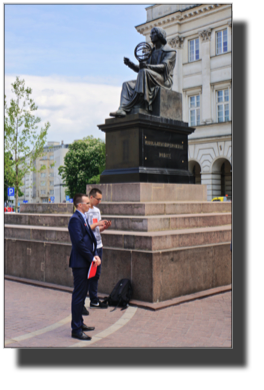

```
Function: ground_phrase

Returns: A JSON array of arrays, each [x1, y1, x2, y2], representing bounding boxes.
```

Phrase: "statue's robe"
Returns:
[[119, 44, 176, 113]]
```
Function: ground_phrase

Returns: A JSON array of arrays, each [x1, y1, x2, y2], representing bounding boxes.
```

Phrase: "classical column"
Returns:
[[168, 35, 185, 93], [199, 28, 212, 124], [227, 19, 232, 52], [201, 172, 214, 201]]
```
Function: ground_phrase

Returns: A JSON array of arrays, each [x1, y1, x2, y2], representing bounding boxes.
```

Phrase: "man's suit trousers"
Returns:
[[71, 267, 90, 333], [88, 247, 103, 304]]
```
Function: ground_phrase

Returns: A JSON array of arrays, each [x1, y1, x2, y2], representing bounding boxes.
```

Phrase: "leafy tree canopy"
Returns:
[[5, 76, 50, 207], [58, 136, 105, 197]]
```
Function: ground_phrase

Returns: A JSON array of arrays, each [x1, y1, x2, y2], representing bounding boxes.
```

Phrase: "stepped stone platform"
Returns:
[[19, 203, 73, 214], [4, 183, 232, 303], [4, 211, 231, 231]]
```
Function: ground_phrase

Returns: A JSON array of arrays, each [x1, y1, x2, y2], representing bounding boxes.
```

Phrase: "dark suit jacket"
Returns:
[[68, 210, 98, 268]]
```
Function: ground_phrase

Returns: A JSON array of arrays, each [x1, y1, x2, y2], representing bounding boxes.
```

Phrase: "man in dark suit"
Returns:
[[68, 193, 101, 341]]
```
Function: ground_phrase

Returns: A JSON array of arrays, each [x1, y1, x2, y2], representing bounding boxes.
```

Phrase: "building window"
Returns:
[[41, 190, 46, 195], [50, 181, 54, 186], [217, 89, 229, 122], [49, 173, 54, 177], [42, 198, 48, 203], [189, 38, 199, 62], [41, 181, 46, 186], [50, 190, 54, 195], [41, 155, 47, 160], [50, 155, 54, 160], [41, 173, 46, 178], [189, 95, 200, 126], [216, 29, 228, 54]]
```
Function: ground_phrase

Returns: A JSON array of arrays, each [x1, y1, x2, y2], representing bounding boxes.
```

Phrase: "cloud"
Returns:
[[5, 74, 121, 144]]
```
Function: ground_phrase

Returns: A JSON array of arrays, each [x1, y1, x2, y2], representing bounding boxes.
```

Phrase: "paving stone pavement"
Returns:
[[4, 280, 232, 348]]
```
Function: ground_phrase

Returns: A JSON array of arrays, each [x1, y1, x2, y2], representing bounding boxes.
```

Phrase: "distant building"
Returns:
[[136, 4, 232, 200], [18, 156, 33, 204], [54, 141, 69, 203], [31, 141, 69, 203]]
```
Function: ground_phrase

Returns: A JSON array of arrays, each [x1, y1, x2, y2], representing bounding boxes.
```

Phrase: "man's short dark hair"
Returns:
[[89, 188, 102, 198], [73, 193, 88, 207]]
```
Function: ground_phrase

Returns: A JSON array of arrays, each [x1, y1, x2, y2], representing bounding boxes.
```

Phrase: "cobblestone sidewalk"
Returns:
[[4, 280, 232, 348]]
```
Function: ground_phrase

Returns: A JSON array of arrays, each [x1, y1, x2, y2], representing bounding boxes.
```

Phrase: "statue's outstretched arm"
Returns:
[[140, 63, 166, 74], [124, 57, 139, 73]]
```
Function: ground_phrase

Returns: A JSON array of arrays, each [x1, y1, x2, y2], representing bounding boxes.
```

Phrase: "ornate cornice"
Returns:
[[168, 35, 185, 49], [136, 4, 224, 35], [199, 28, 212, 41]]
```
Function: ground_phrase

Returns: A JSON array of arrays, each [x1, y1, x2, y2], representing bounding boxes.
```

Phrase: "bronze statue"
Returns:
[[110, 27, 176, 118]]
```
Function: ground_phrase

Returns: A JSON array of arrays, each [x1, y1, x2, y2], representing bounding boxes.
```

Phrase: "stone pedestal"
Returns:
[[87, 182, 207, 202], [85, 183, 231, 302], [5, 187, 232, 303], [19, 203, 73, 214], [98, 113, 195, 184]]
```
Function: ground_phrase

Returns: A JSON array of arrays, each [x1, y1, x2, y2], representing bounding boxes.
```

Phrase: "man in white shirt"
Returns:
[[85, 188, 111, 308]]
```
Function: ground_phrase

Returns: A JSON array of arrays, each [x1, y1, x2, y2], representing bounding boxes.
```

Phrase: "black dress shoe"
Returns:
[[71, 331, 91, 341], [82, 306, 89, 315], [82, 324, 95, 331]]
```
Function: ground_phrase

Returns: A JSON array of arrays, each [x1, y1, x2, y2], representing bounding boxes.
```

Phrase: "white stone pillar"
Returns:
[[199, 28, 212, 124], [201, 171, 223, 201], [201, 172, 213, 201], [228, 20, 232, 52], [225, 173, 232, 197], [211, 172, 222, 198], [168, 35, 185, 94]]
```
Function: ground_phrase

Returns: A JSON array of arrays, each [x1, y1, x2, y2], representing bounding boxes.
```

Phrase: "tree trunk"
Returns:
[[15, 101, 18, 211], [15, 162, 18, 210]]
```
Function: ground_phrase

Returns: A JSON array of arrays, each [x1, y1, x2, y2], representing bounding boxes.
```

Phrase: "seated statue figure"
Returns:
[[110, 27, 176, 118]]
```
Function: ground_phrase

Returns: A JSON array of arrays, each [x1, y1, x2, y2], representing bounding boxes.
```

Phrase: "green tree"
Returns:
[[4, 77, 50, 208], [58, 136, 105, 197]]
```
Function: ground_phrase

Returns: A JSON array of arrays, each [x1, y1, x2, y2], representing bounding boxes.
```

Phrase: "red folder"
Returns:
[[88, 260, 97, 279]]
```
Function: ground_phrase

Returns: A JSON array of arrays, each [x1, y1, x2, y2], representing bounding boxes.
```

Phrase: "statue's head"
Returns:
[[151, 27, 167, 45]]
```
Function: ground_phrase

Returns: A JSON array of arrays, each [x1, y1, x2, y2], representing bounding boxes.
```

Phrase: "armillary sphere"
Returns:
[[134, 42, 153, 62]]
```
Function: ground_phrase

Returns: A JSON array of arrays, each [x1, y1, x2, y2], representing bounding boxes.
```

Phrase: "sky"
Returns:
[[4, 3, 150, 144]]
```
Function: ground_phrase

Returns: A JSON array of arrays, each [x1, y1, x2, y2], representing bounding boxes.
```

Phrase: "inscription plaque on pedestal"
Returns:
[[143, 129, 187, 171], [98, 113, 195, 184]]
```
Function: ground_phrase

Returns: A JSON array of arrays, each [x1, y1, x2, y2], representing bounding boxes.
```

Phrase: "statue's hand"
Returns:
[[124, 58, 140, 73], [140, 62, 148, 69]]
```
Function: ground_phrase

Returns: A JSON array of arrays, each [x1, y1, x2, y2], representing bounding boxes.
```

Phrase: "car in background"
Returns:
[[4, 207, 15, 212], [4, 205, 19, 212], [211, 196, 232, 202]]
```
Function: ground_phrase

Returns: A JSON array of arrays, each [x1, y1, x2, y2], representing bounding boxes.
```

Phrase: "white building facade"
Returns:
[[31, 141, 69, 203], [136, 4, 232, 200], [54, 141, 69, 203], [18, 156, 34, 204], [18, 141, 69, 204]]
